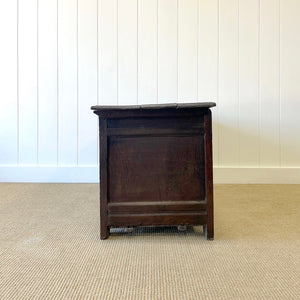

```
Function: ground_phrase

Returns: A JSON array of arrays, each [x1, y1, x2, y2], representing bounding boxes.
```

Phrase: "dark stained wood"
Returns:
[[99, 118, 109, 239], [107, 116, 204, 136], [92, 102, 215, 240], [107, 116, 204, 129], [108, 201, 207, 214], [108, 135, 205, 203], [108, 213, 207, 227], [92, 102, 216, 119], [107, 127, 204, 136], [204, 110, 214, 240], [94, 109, 205, 119], [92, 102, 216, 111]]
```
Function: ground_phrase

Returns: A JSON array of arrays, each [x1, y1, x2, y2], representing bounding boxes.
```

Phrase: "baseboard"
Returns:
[[0, 166, 99, 183], [214, 167, 300, 184], [0, 166, 299, 184]]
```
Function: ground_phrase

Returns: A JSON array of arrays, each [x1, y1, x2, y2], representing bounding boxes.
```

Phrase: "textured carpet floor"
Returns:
[[0, 184, 299, 300]]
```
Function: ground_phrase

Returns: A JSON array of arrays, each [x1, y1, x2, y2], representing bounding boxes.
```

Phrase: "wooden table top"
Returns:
[[91, 102, 216, 112]]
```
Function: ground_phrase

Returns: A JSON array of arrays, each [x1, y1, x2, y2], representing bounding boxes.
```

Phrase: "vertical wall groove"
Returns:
[[37, 0, 39, 165], [217, 0, 220, 166], [76, 0, 79, 165], [177, 0, 179, 102], [156, 0, 159, 104], [237, 0, 240, 166], [196, 0, 199, 102], [279, 0, 281, 167], [258, 0, 261, 166], [17, 0, 20, 165], [117, 0, 119, 105], [96, 0, 99, 163], [137, 0, 139, 104], [97, 0, 99, 106], [57, 0, 59, 166]]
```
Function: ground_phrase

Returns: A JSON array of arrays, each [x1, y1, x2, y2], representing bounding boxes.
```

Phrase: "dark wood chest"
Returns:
[[91, 102, 215, 240]]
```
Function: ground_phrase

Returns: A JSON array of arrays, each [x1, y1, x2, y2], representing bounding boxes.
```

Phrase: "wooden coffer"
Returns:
[[91, 103, 215, 240]]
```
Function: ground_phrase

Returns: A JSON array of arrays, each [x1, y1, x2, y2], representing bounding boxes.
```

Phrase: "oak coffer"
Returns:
[[91, 102, 215, 240]]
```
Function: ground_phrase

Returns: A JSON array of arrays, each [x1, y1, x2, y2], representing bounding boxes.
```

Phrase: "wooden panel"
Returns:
[[198, 0, 219, 166], [280, 0, 300, 166], [218, 0, 239, 166], [38, 0, 58, 164], [260, 0, 280, 166], [77, 0, 98, 165], [108, 213, 207, 226], [204, 110, 214, 239], [98, 0, 118, 105], [118, 0, 138, 105], [107, 116, 204, 129], [18, 0, 38, 165], [239, 0, 259, 166], [107, 115, 204, 136], [0, 0, 18, 164], [107, 128, 203, 137], [108, 201, 206, 214], [178, 0, 198, 102], [158, 0, 177, 103], [100, 118, 109, 239], [58, 0, 77, 165], [108, 136, 205, 203], [138, 0, 157, 104]]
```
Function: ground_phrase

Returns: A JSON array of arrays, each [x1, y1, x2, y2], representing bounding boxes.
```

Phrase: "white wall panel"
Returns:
[[138, 0, 158, 104], [260, 0, 280, 166], [198, 0, 218, 101], [178, 0, 198, 102], [280, 0, 300, 166], [38, 0, 58, 165], [198, 0, 219, 166], [158, 0, 178, 103], [218, 0, 239, 166], [77, 0, 98, 165], [58, 0, 77, 165], [0, 1, 18, 165], [238, 0, 259, 166], [18, 0, 38, 165], [1, 0, 300, 182], [98, 0, 118, 105], [118, 0, 138, 105]]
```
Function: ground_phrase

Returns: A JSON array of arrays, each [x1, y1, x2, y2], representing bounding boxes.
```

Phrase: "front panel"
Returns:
[[108, 135, 205, 203], [106, 116, 206, 226]]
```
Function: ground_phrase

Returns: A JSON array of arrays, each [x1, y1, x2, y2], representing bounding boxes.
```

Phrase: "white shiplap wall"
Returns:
[[0, 0, 300, 183]]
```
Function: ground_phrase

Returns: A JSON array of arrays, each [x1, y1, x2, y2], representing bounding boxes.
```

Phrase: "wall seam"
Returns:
[[137, 0, 139, 104], [258, 0, 261, 167], [17, 0, 20, 165], [279, 0, 282, 167], [37, 0, 39, 165], [117, 0, 119, 105], [57, 0, 59, 166], [97, 0, 99, 105], [76, 0, 79, 165], [217, 0, 220, 167], [96, 0, 99, 165], [177, 0, 179, 103], [197, 0, 199, 102], [237, 0, 240, 166], [157, 0, 159, 104]]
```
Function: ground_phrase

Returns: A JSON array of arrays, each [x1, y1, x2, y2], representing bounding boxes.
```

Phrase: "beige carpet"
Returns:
[[0, 184, 299, 299]]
